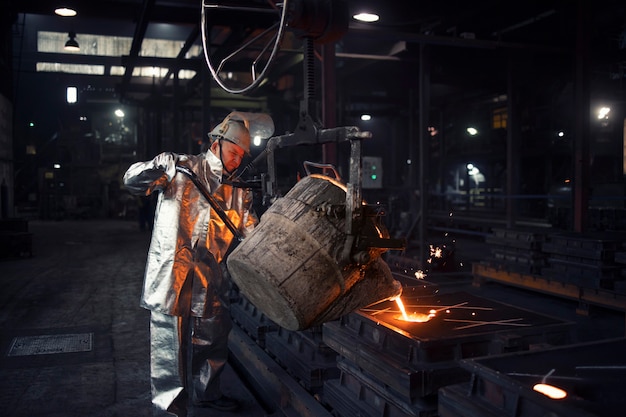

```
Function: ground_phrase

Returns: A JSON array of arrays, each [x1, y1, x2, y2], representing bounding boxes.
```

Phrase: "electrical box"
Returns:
[[362, 156, 382, 189]]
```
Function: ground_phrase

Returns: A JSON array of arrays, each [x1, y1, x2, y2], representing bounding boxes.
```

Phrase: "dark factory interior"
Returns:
[[2, 1, 626, 417]]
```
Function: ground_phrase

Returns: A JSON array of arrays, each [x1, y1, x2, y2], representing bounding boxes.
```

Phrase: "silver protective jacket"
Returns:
[[123, 151, 257, 317]]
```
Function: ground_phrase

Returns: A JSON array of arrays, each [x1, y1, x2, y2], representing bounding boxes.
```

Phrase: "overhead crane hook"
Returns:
[[200, 0, 348, 96]]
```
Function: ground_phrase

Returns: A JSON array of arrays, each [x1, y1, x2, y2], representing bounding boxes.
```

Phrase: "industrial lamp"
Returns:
[[55, 7, 77, 17], [64, 31, 80, 51]]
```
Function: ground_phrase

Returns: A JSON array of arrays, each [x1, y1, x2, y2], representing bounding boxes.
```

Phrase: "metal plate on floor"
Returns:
[[456, 338, 626, 417], [7, 333, 93, 356]]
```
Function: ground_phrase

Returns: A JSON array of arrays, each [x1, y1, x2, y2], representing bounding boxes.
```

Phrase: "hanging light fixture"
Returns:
[[64, 31, 80, 51], [55, 7, 77, 17]]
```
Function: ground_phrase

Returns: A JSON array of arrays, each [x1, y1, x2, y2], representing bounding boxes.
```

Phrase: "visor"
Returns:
[[226, 111, 275, 140]]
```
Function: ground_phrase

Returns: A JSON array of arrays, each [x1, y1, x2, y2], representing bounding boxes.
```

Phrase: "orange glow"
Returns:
[[394, 297, 434, 322], [533, 383, 567, 399]]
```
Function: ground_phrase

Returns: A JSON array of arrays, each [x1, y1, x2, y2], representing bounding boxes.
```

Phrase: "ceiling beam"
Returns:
[[8, 0, 199, 25], [121, 55, 201, 71], [120, 0, 156, 101], [160, 24, 201, 88]]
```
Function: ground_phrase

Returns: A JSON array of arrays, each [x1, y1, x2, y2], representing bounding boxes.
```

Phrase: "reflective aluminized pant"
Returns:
[[150, 308, 232, 417]]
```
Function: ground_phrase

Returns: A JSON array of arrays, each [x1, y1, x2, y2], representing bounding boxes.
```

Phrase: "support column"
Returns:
[[321, 42, 337, 166], [202, 65, 213, 146], [506, 52, 521, 229], [573, 0, 591, 232], [418, 43, 430, 268]]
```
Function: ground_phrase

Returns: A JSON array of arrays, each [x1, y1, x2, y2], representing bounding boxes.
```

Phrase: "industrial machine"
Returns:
[[200, 0, 405, 329]]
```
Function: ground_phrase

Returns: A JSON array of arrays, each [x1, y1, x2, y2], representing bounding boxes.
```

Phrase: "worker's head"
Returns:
[[207, 111, 274, 175], [208, 115, 251, 174]]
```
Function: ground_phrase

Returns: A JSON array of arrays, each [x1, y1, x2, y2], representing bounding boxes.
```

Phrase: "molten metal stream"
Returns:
[[394, 297, 434, 323]]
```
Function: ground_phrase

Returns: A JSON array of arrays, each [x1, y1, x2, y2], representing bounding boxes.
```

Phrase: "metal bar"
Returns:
[[203, 3, 278, 14], [346, 139, 362, 236], [175, 165, 244, 241], [228, 325, 334, 417], [120, 0, 155, 100]]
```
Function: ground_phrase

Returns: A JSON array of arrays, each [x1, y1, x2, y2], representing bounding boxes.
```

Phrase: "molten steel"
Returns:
[[394, 297, 435, 323], [533, 383, 567, 399]]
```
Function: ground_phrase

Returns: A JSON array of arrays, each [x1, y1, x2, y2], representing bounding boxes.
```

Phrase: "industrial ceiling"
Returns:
[[6, 0, 625, 119], [3, 0, 626, 167], [2, 0, 626, 234]]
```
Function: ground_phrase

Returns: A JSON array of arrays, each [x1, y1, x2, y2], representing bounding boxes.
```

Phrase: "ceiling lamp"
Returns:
[[55, 7, 77, 17], [64, 31, 80, 51], [353, 12, 379, 23]]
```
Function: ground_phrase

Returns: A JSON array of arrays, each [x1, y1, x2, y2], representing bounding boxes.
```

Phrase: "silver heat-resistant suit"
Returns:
[[123, 149, 257, 416]]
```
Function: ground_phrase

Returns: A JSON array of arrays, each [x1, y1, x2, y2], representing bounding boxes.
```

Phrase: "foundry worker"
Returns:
[[123, 111, 274, 417]]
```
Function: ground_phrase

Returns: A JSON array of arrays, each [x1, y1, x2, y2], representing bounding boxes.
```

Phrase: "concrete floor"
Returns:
[[1, 219, 624, 417], [0, 220, 272, 417]]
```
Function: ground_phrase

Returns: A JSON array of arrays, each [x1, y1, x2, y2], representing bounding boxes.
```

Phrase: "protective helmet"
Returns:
[[208, 111, 274, 156], [209, 116, 251, 155]]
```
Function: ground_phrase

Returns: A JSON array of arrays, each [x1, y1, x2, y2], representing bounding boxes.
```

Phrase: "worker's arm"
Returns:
[[123, 152, 178, 196]]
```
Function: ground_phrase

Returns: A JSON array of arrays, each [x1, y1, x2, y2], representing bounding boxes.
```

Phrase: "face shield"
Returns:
[[227, 111, 275, 142]]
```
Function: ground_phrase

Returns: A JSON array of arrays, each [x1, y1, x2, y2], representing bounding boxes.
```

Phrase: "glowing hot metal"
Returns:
[[393, 297, 435, 323], [533, 368, 568, 399]]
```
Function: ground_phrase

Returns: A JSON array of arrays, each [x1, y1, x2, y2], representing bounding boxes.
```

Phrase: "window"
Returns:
[[492, 107, 507, 129]]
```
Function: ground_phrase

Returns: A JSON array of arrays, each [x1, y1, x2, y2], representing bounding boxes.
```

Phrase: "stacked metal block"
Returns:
[[263, 325, 340, 393], [230, 292, 339, 394], [481, 228, 626, 293], [613, 248, 626, 294], [439, 338, 626, 417], [321, 290, 575, 417], [589, 207, 626, 231], [484, 227, 549, 275], [230, 293, 278, 348], [542, 232, 625, 290]]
